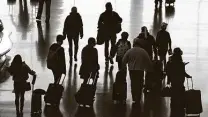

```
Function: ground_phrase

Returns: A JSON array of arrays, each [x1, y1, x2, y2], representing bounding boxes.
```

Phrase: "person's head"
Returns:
[[105, 2, 113, 11], [173, 47, 183, 56], [133, 38, 144, 47], [141, 26, 148, 33], [121, 32, 129, 40], [172, 47, 183, 62], [88, 37, 96, 47], [11, 54, 22, 67], [56, 35, 64, 45], [71, 6, 77, 13], [161, 22, 168, 30]]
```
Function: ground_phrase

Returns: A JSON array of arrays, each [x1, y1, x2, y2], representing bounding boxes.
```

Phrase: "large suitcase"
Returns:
[[31, 89, 46, 115], [75, 72, 99, 106], [185, 78, 203, 114], [112, 71, 127, 102], [44, 75, 66, 106]]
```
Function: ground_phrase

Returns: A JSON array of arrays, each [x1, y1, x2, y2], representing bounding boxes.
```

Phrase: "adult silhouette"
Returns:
[[63, 6, 83, 62], [98, 2, 122, 64]]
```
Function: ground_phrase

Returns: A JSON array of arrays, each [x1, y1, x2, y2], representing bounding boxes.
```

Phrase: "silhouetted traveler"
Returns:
[[110, 32, 131, 70], [63, 6, 83, 62], [137, 26, 157, 60], [156, 22, 172, 70], [98, 2, 122, 64], [122, 38, 152, 104], [36, 0, 51, 23], [47, 35, 66, 84], [8, 54, 36, 117], [79, 37, 100, 84], [166, 47, 191, 117]]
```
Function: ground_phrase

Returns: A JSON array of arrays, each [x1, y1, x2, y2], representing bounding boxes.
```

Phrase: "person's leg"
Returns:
[[45, 0, 51, 22], [109, 34, 117, 64], [104, 39, 110, 63], [36, 0, 44, 19], [67, 35, 73, 61], [136, 71, 144, 103], [117, 58, 123, 71], [20, 91, 25, 113], [73, 34, 79, 61], [129, 70, 139, 102], [15, 91, 20, 115]]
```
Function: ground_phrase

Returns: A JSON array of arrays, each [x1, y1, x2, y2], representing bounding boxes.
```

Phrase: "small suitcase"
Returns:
[[112, 71, 127, 102], [75, 72, 98, 106], [44, 75, 66, 106], [31, 89, 46, 115], [185, 78, 203, 115]]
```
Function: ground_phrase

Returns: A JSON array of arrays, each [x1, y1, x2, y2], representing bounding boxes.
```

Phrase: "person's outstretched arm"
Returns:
[[60, 48, 66, 75], [168, 32, 172, 50], [79, 14, 83, 39], [63, 16, 69, 37]]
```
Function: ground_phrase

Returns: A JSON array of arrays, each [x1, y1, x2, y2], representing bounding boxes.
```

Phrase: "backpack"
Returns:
[[47, 46, 61, 69], [117, 41, 130, 57]]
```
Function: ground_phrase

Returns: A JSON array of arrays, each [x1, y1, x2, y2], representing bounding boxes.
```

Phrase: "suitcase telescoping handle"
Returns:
[[186, 77, 194, 90], [57, 74, 66, 85]]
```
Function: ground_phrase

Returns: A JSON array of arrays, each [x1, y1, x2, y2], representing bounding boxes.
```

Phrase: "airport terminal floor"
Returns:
[[0, 0, 208, 117]]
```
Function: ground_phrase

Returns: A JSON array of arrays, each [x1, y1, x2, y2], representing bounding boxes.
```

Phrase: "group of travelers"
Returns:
[[6, 1, 190, 117]]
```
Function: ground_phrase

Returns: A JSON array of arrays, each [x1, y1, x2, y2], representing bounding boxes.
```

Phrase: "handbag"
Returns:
[[96, 28, 106, 45], [25, 82, 31, 91]]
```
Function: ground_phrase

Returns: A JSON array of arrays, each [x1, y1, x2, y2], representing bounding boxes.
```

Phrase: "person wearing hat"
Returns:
[[63, 6, 83, 63], [47, 35, 66, 84], [122, 38, 153, 104], [137, 26, 158, 60], [156, 22, 172, 70], [166, 47, 191, 117]]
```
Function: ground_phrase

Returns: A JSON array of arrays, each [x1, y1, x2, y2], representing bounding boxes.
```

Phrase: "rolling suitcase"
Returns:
[[112, 71, 127, 102], [31, 89, 46, 115], [75, 72, 99, 107], [44, 75, 66, 106], [185, 77, 203, 115]]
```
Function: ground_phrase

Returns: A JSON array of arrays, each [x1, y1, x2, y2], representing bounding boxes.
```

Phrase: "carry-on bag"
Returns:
[[44, 75, 66, 106], [185, 77, 203, 115], [112, 70, 127, 102], [31, 88, 46, 115], [75, 72, 99, 106]]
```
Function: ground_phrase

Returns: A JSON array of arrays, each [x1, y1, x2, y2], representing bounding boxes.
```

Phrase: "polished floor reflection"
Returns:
[[0, 0, 208, 117]]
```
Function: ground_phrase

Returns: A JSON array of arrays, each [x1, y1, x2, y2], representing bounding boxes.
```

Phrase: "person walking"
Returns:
[[8, 54, 36, 117], [122, 38, 153, 105], [166, 47, 191, 117], [110, 31, 131, 70], [47, 35, 66, 84], [98, 2, 122, 64], [63, 6, 83, 62], [36, 0, 51, 23], [156, 22, 172, 70], [137, 26, 157, 60], [79, 37, 100, 84]]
